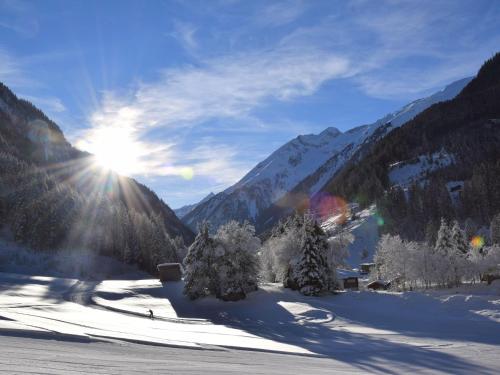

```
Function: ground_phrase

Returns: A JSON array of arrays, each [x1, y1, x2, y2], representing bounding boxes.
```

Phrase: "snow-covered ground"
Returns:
[[1, 270, 500, 374]]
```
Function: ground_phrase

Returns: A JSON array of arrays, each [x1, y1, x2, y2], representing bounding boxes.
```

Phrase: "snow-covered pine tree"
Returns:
[[294, 215, 330, 296], [183, 221, 215, 300], [435, 218, 453, 255], [434, 218, 454, 286], [451, 221, 468, 254]]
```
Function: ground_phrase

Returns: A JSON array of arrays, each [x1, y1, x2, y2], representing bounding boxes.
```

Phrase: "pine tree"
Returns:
[[451, 221, 468, 255], [434, 218, 454, 286], [435, 218, 453, 256], [183, 222, 215, 300], [294, 216, 329, 296]]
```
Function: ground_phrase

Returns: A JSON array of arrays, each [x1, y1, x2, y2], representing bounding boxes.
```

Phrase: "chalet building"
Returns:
[[157, 263, 183, 282]]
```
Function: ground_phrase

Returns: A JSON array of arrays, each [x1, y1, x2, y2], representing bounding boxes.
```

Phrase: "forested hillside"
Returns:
[[0, 83, 193, 274], [324, 53, 500, 241]]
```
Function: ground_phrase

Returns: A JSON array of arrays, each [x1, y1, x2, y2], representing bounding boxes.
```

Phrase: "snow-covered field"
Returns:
[[1, 271, 500, 374]]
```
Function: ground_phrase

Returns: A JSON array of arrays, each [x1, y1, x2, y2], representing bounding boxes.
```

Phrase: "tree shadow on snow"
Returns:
[[158, 283, 497, 374]]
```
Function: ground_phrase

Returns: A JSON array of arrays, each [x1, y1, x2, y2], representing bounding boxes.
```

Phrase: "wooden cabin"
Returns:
[[157, 263, 183, 282], [343, 277, 359, 290], [366, 280, 391, 290], [337, 269, 359, 291]]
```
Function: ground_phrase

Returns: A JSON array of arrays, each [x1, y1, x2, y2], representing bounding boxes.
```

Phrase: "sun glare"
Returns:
[[77, 127, 143, 176]]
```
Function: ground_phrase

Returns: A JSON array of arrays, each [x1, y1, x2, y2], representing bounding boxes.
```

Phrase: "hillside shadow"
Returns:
[[0, 273, 99, 308]]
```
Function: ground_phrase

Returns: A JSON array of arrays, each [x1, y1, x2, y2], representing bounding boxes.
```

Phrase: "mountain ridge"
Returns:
[[182, 76, 473, 233]]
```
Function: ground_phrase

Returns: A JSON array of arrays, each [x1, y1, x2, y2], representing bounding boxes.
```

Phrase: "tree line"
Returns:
[[0, 151, 186, 274], [373, 216, 500, 290], [183, 213, 349, 301]]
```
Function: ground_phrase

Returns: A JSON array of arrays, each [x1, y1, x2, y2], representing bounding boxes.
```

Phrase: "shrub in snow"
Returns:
[[260, 214, 304, 283], [212, 221, 261, 301], [374, 234, 407, 285]]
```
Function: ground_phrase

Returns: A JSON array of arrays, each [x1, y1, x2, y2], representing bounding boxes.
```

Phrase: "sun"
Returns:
[[77, 124, 196, 180], [77, 126, 143, 176]]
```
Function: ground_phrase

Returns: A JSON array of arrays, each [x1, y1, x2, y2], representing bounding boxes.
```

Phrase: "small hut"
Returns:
[[337, 269, 359, 291], [366, 280, 391, 290], [343, 277, 359, 290], [481, 273, 500, 285], [157, 263, 183, 282]]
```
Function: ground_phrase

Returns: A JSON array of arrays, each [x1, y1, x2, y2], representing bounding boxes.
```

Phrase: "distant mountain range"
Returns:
[[181, 76, 473, 233]]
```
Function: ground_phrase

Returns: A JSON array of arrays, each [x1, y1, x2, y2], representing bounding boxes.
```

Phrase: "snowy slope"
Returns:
[[388, 150, 455, 188], [321, 205, 380, 268], [183, 77, 472, 232]]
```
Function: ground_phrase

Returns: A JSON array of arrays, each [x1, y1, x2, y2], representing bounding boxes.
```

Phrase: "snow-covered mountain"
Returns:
[[174, 192, 215, 219], [182, 77, 472, 233]]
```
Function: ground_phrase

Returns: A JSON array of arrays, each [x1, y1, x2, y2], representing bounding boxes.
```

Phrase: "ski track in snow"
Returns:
[[1, 272, 499, 374]]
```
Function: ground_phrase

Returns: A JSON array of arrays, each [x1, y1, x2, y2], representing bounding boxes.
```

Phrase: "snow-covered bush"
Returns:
[[327, 232, 352, 270], [183, 221, 260, 301], [213, 221, 261, 300], [260, 215, 303, 283], [468, 245, 500, 279], [374, 234, 407, 284]]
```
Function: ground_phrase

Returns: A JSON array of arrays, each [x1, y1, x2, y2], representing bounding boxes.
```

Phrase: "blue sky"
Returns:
[[1, 0, 499, 208]]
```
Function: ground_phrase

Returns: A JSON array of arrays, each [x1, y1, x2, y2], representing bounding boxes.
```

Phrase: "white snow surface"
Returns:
[[1, 269, 500, 374]]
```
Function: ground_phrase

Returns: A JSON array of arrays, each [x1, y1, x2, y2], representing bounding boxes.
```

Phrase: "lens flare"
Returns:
[[470, 235, 484, 249], [179, 167, 194, 180], [376, 216, 385, 226], [309, 192, 348, 221]]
